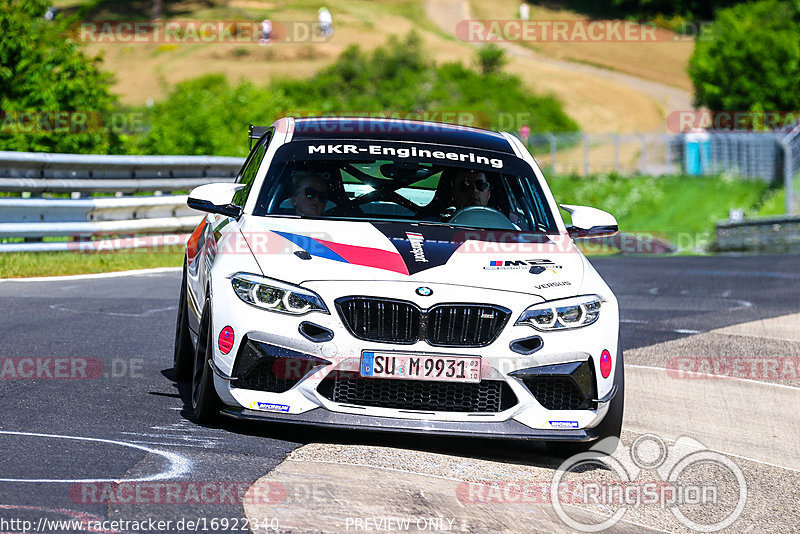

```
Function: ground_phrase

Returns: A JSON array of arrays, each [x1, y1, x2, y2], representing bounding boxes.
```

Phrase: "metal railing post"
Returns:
[[783, 139, 797, 215]]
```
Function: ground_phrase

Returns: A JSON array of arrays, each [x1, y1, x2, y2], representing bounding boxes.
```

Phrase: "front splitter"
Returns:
[[219, 407, 596, 441]]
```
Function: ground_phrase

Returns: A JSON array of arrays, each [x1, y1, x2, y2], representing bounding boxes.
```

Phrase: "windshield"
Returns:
[[253, 139, 557, 233]]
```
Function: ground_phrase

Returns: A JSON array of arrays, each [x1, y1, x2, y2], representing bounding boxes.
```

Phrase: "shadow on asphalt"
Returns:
[[160, 368, 612, 474]]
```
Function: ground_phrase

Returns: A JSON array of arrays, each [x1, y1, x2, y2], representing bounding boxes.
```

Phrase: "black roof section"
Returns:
[[286, 117, 516, 154]]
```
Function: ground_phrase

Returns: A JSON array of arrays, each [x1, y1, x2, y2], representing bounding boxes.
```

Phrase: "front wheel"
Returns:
[[192, 301, 222, 424]]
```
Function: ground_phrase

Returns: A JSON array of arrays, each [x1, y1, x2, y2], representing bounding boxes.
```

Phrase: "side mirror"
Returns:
[[560, 204, 618, 238], [188, 183, 245, 219]]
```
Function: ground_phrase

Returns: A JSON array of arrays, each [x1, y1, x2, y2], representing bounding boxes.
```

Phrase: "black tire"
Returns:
[[547, 350, 625, 458], [191, 301, 222, 424], [173, 261, 194, 382]]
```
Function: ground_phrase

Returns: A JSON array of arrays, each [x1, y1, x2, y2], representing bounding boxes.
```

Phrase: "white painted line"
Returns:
[[119, 431, 221, 442], [128, 440, 216, 449], [628, 364, 800, 392], [622, 321, 701, 334], [0, 430, 192, 483], [0, 266, 181, 283], [49, 303, 177, 318]]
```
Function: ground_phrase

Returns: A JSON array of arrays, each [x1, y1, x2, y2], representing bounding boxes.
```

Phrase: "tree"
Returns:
[[689, 0, 800, 117], [0, 0, 120, 153]]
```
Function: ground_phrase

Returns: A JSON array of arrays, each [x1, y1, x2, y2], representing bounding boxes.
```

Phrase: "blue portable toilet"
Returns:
[[684, 128, 711, 175]]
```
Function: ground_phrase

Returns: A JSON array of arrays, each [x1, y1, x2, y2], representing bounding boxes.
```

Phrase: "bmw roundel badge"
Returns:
[[416, 286, 433, 296]]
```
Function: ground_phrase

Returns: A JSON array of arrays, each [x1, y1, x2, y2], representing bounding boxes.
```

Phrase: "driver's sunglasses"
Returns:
[[458, 179, 490, 193], [302, 187, 328, 202]]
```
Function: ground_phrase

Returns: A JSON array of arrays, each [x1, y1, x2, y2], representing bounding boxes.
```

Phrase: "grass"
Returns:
[[548, 173, 772, 248], [752, 174, 800, 217], [0, 248, 184, 278]]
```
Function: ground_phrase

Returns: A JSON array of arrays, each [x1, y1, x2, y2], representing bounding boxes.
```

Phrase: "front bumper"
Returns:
[[209, 278, 620, 440]]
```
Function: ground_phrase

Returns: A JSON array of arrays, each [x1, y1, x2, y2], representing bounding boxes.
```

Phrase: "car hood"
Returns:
[[239, 217, 586, 298]]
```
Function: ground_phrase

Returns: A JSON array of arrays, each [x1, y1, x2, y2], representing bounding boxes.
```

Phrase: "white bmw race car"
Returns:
[[173, 117, 623, 454]]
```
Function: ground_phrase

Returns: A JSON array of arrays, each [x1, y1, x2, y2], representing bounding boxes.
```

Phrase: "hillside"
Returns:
[[59, 0, 694, 133]]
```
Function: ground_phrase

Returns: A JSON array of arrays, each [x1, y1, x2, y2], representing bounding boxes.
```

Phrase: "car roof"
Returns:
[[289, 117, 516, 154]]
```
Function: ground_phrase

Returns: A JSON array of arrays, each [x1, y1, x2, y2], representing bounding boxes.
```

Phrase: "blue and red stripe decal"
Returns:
[[271, 223, 466, 275]]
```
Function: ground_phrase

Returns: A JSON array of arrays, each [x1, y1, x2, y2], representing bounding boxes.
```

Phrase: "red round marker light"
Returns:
[[218, 326, 234, 354], [600, 349, 612, 378]]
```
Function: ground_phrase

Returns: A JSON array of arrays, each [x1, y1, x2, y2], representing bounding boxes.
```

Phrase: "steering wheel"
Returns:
[[448, 206, 517, 230]]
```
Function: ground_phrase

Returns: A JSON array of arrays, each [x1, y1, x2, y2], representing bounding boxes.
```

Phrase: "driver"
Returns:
[[451, 169, 491, 209], [290, 171, 328, 217]]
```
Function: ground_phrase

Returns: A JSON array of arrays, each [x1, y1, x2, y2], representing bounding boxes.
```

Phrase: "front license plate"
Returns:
[[360, 351, 481, 383]]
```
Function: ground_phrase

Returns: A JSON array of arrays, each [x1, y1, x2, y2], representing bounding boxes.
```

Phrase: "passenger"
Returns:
[[290, 172, 328, 217]]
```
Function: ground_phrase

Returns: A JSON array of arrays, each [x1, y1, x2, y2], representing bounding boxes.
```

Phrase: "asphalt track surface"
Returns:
[[0, 254, 798, 533]]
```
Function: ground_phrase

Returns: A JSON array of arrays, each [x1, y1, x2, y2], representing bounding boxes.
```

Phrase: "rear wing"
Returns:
[[248, 125, 271, 150]]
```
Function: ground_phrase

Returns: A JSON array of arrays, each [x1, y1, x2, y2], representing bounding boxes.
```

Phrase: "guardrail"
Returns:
[[0, 151, 244, 253], [713, 215, 800, 253]]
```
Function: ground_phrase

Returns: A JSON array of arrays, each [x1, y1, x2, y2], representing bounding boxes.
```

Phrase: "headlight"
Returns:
[[516, 295, 603, 331], [230, 273, 328, 315]]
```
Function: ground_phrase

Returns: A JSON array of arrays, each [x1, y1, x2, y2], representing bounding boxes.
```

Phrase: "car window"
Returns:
[[232, 133, 270, 207], [253, 140, 558, 233]]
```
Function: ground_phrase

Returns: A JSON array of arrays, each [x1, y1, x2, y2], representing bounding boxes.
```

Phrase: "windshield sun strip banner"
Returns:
[[270, 140, 528, 174]]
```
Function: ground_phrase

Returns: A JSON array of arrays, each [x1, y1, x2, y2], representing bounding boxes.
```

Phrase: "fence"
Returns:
[[523, 131, 789, 183], [524, 132, 680, 177], [0, 151, 242, 253]]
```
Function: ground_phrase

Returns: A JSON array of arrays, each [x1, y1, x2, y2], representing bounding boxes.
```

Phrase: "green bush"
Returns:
[[131, 75, 291, 157], [0, 0, 121, 153], [475, 44, 508, 76], [689, 1, 800, 114]]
